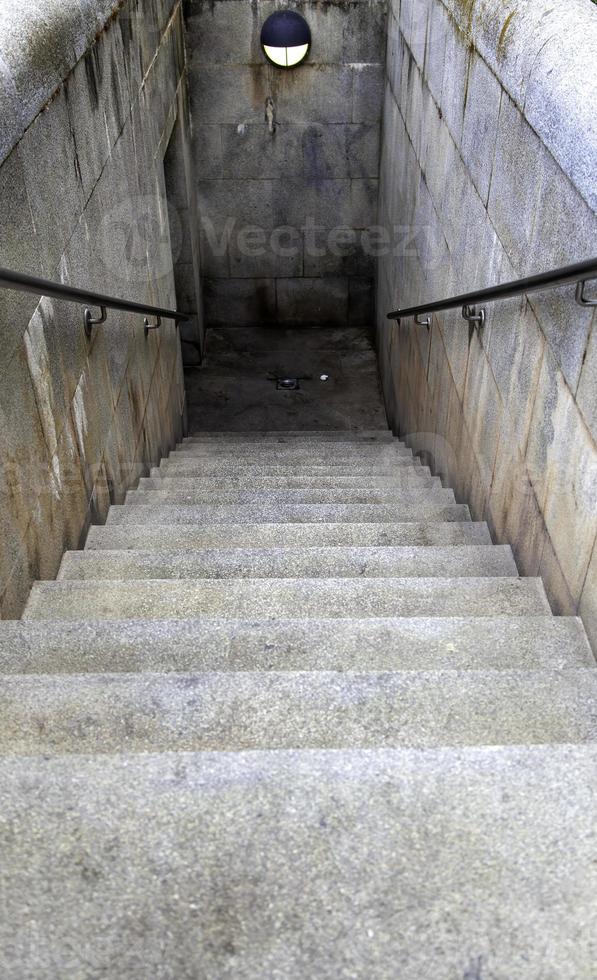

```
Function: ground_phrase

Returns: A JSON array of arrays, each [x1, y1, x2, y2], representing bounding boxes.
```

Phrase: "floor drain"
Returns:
[[276, 378, 300, 390]]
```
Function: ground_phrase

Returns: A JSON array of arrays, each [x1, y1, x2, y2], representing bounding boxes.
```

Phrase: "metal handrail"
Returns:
[[387, 257, 597, 327], [0, 266, 192, 339]]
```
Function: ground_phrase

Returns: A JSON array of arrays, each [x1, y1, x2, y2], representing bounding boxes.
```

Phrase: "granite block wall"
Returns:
[[0, 0, 197, 617], [183, 0, 387, 327], [377, 0, 597, 649]]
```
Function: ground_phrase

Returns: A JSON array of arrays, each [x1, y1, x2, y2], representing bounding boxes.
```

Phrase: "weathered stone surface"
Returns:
[[447, 0, 597, 213], [125, 487, 455, 507], [221, 124, 303, 181], [183, 333, 389, 434], [276, 278, 349, 327], [202, 278, 277, 327], [169, 439, 414, 461], [576, 314, 597, 442], [579, 537, 597, 654], [302, 124, 380, 180], [58, 544, 516, 581], [0, 615, 591, 674], [187, 63, 269, 126], [0, 746, 595, 976], [0, 0, 188, 617], [276, 66, 355, 126], [182, 430, 394, 441], [105, 500, 471, 525], [353, 64, 384, 124], [141, 473, 438, 491], [460, 51, 502, 207], [86, 520, 491, 551], [273, 177, 353, 229], [1, 668, 596, 755], [353, 285, 379, 334], [0, 0, 119, 163], [185, 0, 386, 328], [534, 369, 597, 604], [378, 0, 597, 652], [23, 576, 549, 621], [0, 149, 44, 367]]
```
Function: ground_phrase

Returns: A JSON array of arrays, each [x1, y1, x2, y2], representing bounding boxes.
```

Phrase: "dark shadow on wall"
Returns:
[[163, 96, 205, 366]]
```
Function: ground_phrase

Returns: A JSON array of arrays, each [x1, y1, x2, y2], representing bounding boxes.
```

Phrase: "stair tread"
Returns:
[[182, 431, 397, 442], [0, 669, 596, 754], [125, 487, 452, 505], [58, 545, 517, 581], [86, 521, 492, 549], [1, 745, 594, 977], [106, 502, 472, 524], [160, 460, 423, 472], [168, 439, 413, 462], [142, 474, 439, 489], [23, 576, 551, 621], [0, 617, 592, 674]]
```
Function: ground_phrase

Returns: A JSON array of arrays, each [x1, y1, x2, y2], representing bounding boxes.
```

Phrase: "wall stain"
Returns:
[[454, 0, 477, 35], [84, 45, 103, 111], [0, 4, 187, 619], [497, 10, 517, 61]]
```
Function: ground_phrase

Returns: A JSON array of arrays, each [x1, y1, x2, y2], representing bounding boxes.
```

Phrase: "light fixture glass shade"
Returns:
[[261, 12, 311, 69], [262, 42, 310, 67]]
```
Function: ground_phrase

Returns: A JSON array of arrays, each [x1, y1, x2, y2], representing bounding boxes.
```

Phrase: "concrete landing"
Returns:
[[184, 325, 388, 432]]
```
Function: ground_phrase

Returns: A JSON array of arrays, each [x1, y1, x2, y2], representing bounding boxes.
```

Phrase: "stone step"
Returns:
[[58, 545, 518, 582], [181, 430, 397, 442], [106, 502, 471, 525], [85, 521, 491, 551], [159, 460, 423, 476], [125, 487, 451, 507], [0, 617, 592, 675], [0, 746, 594, 976], [23, 577, 551, 621], [142, 472, 439, 490], [0, 669, 595, 755], [169, 445, 414, 461]]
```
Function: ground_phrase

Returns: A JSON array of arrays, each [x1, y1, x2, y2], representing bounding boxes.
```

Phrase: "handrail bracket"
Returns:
[[576, 278, 597, 308], [84, 305, 107, 339], [462, 305, 485, 329], [144, 315, 162, 337]]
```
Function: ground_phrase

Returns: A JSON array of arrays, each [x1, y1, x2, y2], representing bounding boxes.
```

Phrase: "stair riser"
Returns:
[[58, 546, 517, 581], [0, 670, 595, 755], [1, 618, 592, 674], [23, 578, 551, 621], [85, 522, 492, 550], [106, 504, 472, 524]]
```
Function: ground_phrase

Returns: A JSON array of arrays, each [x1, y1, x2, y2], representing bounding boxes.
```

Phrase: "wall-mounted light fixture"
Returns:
[[261, 11, 311, 68]]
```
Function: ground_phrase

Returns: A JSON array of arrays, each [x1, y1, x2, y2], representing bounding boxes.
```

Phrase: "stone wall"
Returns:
[[184, 0, 387, 328], [377, 0, 597, 648], [0, 0, 197, 617]]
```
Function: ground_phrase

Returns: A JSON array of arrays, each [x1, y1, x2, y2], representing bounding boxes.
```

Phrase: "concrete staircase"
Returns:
[[1, 429, 596, 976]]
